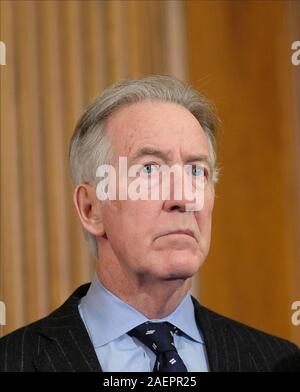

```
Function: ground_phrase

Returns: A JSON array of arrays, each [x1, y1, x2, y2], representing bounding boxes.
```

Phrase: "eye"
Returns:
[[185, 164, 209, 180], [186, 164, 205, 177], [191, 165, 204, 176], [141, 163, 160, 175]]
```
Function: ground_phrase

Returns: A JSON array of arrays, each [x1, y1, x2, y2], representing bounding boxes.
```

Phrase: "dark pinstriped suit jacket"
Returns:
[[1, 283, 300, 372]]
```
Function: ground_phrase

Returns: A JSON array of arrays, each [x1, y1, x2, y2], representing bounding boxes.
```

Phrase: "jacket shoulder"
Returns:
[[0, 283, 91, 372], [192, 297, 300, 371], [0, 317, 50, 372]]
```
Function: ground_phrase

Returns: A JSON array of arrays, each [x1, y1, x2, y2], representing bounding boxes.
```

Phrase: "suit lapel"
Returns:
[[34, 325, 101, 372], [33, 284, 102, 372], [191, 297, 253, 372]]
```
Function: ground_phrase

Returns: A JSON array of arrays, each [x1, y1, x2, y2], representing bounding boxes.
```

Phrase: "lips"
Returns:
[[157, 229, 195, 240]]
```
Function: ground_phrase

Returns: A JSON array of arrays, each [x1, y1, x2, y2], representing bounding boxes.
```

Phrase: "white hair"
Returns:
[[69, 75, 220, 257]]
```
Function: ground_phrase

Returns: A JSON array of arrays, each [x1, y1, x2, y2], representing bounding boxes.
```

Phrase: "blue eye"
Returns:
[[191, 165, 204, 176], [142, 164, 159, 174]]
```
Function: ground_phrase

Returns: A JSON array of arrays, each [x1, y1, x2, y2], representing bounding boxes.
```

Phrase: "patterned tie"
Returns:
[[127, 321, 188, 372]]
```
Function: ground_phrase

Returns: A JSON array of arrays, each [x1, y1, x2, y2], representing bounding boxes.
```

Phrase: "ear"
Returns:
[[73, 183, 105, 237]]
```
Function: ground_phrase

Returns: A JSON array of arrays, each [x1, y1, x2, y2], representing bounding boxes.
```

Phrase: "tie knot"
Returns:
[[127, 321, 179, 354]]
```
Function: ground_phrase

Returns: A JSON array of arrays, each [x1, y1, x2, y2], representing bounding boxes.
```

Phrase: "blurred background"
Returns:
[[0, 0, 299, 346]]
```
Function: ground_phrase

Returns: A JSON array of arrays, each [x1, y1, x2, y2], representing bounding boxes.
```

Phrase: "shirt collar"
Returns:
[[79, 273, 204, 348]]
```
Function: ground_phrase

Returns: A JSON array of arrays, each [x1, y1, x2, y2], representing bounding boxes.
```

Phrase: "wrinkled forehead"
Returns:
[[105, 100, 210, 161]]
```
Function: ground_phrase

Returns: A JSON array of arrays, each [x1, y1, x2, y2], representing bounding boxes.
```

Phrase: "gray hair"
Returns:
[[69, 75, 220, 257]]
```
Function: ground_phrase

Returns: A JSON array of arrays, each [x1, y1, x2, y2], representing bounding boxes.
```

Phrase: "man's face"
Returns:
[[99, 101, 215, 283]]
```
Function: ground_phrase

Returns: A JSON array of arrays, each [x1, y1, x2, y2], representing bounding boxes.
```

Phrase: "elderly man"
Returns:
[[0, 75, 299, 372]]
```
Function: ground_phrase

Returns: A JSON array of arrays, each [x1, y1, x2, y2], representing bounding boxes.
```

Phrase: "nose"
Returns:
[[162, 166, 198, 213], [163, 198, 189, 213]]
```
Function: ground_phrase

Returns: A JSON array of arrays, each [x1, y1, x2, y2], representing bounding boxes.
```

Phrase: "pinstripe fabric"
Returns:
[[0, 283, 299, 372]]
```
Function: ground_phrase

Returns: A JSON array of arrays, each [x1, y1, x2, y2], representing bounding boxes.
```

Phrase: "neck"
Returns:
[[95, 262, 192, 319]]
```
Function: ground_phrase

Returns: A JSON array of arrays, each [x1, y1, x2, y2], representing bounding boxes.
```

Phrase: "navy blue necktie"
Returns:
[[127, 321, 188, 372]]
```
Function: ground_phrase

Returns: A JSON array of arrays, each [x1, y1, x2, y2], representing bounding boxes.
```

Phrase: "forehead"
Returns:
[[105, 100, 210, 158]]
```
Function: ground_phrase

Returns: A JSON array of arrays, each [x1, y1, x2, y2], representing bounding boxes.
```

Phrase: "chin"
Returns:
[[161, 253, 202, 279]]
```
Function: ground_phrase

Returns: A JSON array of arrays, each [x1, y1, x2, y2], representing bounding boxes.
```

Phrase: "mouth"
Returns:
[[158, 229, 196, 240]]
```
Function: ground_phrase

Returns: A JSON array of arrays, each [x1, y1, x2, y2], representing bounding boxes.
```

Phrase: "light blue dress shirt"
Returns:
[[78, 273, 209, 372]]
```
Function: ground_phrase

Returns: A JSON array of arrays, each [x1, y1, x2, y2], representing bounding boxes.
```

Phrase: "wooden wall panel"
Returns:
[[186, 0, 300, 345], [15, 2, 48, 322], [37, 0, 72, 310], [0, 0, 25, 332], [59, 1, 91, 288], [288, 0, 300, 345]]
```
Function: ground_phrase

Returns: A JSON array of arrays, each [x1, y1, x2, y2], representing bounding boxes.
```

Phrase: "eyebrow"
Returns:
[[130, 146, 213, 171]]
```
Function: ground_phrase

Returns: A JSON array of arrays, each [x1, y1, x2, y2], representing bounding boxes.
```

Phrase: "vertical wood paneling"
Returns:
[[0, 0, 25, 333], [107, 0, 129, 81], [37, 1, 72, 308], [127, 1, 156, 76], [148, 1, 166, 74], [288, 0, 300, 345], [164, 0, 187, 80], [127, 1, 141, 77], [186, 0, 300, 345], [14, 1, 49, 323], [82, 1, 108, 100], [59, 1, 91, 288]]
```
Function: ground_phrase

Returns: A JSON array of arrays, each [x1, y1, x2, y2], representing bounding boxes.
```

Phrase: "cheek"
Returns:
[[103, 200, 161, 240], [126, 199, 161, 216], [125, 201, 161, 237], [203, 186, 215, 217], [195, 195, 214, 233], [195, 212, 211, 236]]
